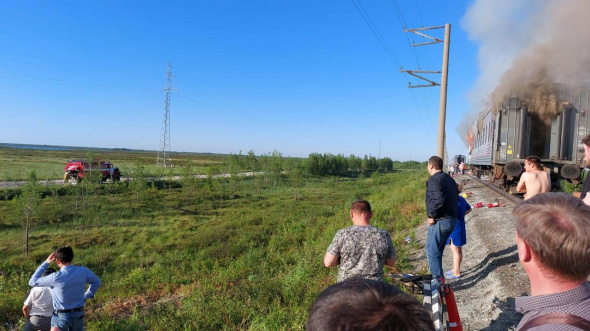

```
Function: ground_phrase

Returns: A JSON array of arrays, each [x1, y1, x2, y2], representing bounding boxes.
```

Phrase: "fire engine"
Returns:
[[63, 159, 121, 183]]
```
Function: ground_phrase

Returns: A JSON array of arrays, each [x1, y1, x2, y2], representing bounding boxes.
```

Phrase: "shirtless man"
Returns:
[[516, 156, 551, 200], [574, 134, 590, 205]]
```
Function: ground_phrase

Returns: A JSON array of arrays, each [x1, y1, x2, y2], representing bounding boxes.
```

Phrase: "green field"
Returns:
[[0, 146, 428, 330]]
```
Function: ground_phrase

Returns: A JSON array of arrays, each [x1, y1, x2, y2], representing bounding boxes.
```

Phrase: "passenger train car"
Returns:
[[468, 83, 590, 190]]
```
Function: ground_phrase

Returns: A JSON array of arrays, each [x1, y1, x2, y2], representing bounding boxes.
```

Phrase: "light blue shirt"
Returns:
[[28, 262, 101, 310]]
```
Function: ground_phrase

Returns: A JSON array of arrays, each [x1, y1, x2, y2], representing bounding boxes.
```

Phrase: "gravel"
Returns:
[[409, 174, 529, 330]]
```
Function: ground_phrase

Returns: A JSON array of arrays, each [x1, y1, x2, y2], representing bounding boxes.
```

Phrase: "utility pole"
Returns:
[[401, 23, 451, 158], [157, 62, 174, 167]]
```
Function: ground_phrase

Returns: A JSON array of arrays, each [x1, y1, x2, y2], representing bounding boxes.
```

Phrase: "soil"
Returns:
[[408, 174, 529, 331]]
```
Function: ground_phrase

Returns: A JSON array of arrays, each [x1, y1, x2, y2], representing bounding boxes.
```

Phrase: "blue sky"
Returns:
[[0, 1, 480, 161]]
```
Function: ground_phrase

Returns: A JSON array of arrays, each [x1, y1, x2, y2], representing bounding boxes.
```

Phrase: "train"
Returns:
[[468, 83, 590, 191]]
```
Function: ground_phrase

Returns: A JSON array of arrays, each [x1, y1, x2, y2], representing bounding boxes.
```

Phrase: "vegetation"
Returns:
[[0, 146, 428, 330]]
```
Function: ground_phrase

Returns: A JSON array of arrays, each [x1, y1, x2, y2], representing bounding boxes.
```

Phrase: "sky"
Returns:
[[0, 1, 483, 161]]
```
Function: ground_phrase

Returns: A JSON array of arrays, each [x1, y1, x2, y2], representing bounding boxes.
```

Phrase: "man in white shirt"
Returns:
[[23, 268, 56, 331]]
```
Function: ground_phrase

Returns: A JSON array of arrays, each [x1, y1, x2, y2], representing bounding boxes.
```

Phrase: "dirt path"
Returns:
[[409, 174, 529, 330]]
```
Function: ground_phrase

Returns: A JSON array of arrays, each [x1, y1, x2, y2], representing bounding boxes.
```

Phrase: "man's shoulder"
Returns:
[[337, 225, 389, 236]]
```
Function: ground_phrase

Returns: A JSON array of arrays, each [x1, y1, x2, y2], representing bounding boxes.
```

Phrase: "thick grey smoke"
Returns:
[[456, 0, 590, 145]]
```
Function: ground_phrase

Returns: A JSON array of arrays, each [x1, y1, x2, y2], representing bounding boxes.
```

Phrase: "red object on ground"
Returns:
[[487, 202, 501, 208], [474, 202, 484, 208], [444, 285, 463, 330]]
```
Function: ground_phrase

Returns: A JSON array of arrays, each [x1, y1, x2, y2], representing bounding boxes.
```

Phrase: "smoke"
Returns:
[[457, 0, 590, 146]]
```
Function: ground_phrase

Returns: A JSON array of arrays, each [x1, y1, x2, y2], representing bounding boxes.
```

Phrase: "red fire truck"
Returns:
[[63, 159, 121, 183]]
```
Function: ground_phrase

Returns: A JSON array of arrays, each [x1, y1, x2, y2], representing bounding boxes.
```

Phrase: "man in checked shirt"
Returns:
[[513, 193, 590, 330]]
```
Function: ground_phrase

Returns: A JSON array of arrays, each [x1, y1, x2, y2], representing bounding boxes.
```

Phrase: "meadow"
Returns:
[[0, 146, 428, 330]]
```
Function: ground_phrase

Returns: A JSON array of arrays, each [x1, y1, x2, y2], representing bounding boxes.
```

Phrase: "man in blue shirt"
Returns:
[[28, 247, 101, 331]]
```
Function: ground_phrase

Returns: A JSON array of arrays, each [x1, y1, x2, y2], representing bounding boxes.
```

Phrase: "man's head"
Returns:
[[307, 278, 435, 331], [513, 193, 590, 282], [350, 199, 373, 224], [42, 268, 56, 277], [55, 247, 74, 265], [582, 134, 590, 167], [524, 156, 541, 171], [351, 199, 371, 214], [427, 156, 443, 175]]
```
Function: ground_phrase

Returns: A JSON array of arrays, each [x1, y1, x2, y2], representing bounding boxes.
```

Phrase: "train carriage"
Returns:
[[469, 83, 590, 190]]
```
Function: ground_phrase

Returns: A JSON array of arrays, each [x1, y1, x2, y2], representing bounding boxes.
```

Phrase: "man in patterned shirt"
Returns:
[[513, 193, 590, 330], [323, 199, 396, 282]]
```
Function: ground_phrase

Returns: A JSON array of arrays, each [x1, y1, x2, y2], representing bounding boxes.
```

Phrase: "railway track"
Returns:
[[462, 174, 523, 205]]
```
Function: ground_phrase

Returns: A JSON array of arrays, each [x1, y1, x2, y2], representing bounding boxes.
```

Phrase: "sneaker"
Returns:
[[446, 273, 461, 280]]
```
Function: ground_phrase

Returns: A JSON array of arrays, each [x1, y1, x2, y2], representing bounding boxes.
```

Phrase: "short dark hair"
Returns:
[[582, 134, 590, 147], [55, 247, 74, 264], [428, 156, 443, 170], [524, 155, 542, 169], [351, 199, 371, 214], [513, 193, 590, 281], [42, 268, 56, 277], [307, 278, 435, 331]]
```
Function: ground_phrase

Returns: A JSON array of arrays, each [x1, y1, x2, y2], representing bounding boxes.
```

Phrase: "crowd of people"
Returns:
[[317, 152, 590, 330], [23, 139, 590, 330]]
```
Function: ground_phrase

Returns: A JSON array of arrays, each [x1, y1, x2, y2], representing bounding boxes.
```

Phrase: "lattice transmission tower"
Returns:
[[157, 62, 174, 167]]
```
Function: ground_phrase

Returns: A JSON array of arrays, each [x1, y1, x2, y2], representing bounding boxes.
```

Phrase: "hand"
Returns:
[[46, 252, 56, 264], [427, 218, 436, 226]]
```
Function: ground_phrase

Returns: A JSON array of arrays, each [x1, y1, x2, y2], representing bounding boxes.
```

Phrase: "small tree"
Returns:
[[17, 170, 41, 255], [130, 161, 148, 204]]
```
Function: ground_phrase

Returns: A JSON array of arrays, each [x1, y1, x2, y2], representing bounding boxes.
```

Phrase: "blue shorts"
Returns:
[[446, 220, 466, 246]]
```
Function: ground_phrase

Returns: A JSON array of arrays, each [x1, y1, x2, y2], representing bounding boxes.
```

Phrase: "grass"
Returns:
[[0, 148, 429, 330], [0, 146, 236, 181]]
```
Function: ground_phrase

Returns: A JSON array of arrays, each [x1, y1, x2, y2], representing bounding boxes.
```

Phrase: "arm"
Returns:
[[22, 305, 31, 319], [323, 252, 339, 268], [84, 269, 101, 300], [385, 234, 396, 267], [29, 253, 56, 287], [516, 174, 527, 193], [573, 192, 581, 198], [385, 258, 396, 267], [425, 177, 444, 218]]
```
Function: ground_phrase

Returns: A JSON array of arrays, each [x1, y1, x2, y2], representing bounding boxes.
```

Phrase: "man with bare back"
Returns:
[[516, 156, 551, 200]]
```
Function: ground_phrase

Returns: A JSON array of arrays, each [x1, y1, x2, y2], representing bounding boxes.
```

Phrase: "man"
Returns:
[[307, 278, 435, 331], [459, 161, 466, 175], [516, 156, 551, 200], [23, 268, 56, 331], [513, 193, 590, 330], [29, 247, 101, 331], [324, 199, 396, 282], [425, 156, 458, 280], [575, 134, 590, 205]]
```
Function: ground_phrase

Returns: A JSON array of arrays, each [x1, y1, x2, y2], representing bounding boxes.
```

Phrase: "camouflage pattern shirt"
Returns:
[[327, 225, 396, 282]]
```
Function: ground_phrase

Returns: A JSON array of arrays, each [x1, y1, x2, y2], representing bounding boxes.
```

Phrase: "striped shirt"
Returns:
[[515, 282, 590, 330]]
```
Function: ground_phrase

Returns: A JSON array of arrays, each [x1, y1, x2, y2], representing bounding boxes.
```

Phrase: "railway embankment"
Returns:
[[409, 174, 529, 330]]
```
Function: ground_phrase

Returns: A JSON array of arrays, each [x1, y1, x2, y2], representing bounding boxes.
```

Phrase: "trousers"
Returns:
[[425, 216, 457, 278]]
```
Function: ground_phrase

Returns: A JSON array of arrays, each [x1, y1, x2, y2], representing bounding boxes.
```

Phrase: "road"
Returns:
[[0, 171, 263, 189]]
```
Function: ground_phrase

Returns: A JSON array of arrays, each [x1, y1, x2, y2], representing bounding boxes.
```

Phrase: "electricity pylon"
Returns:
[[157, 62, 175, 167]]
